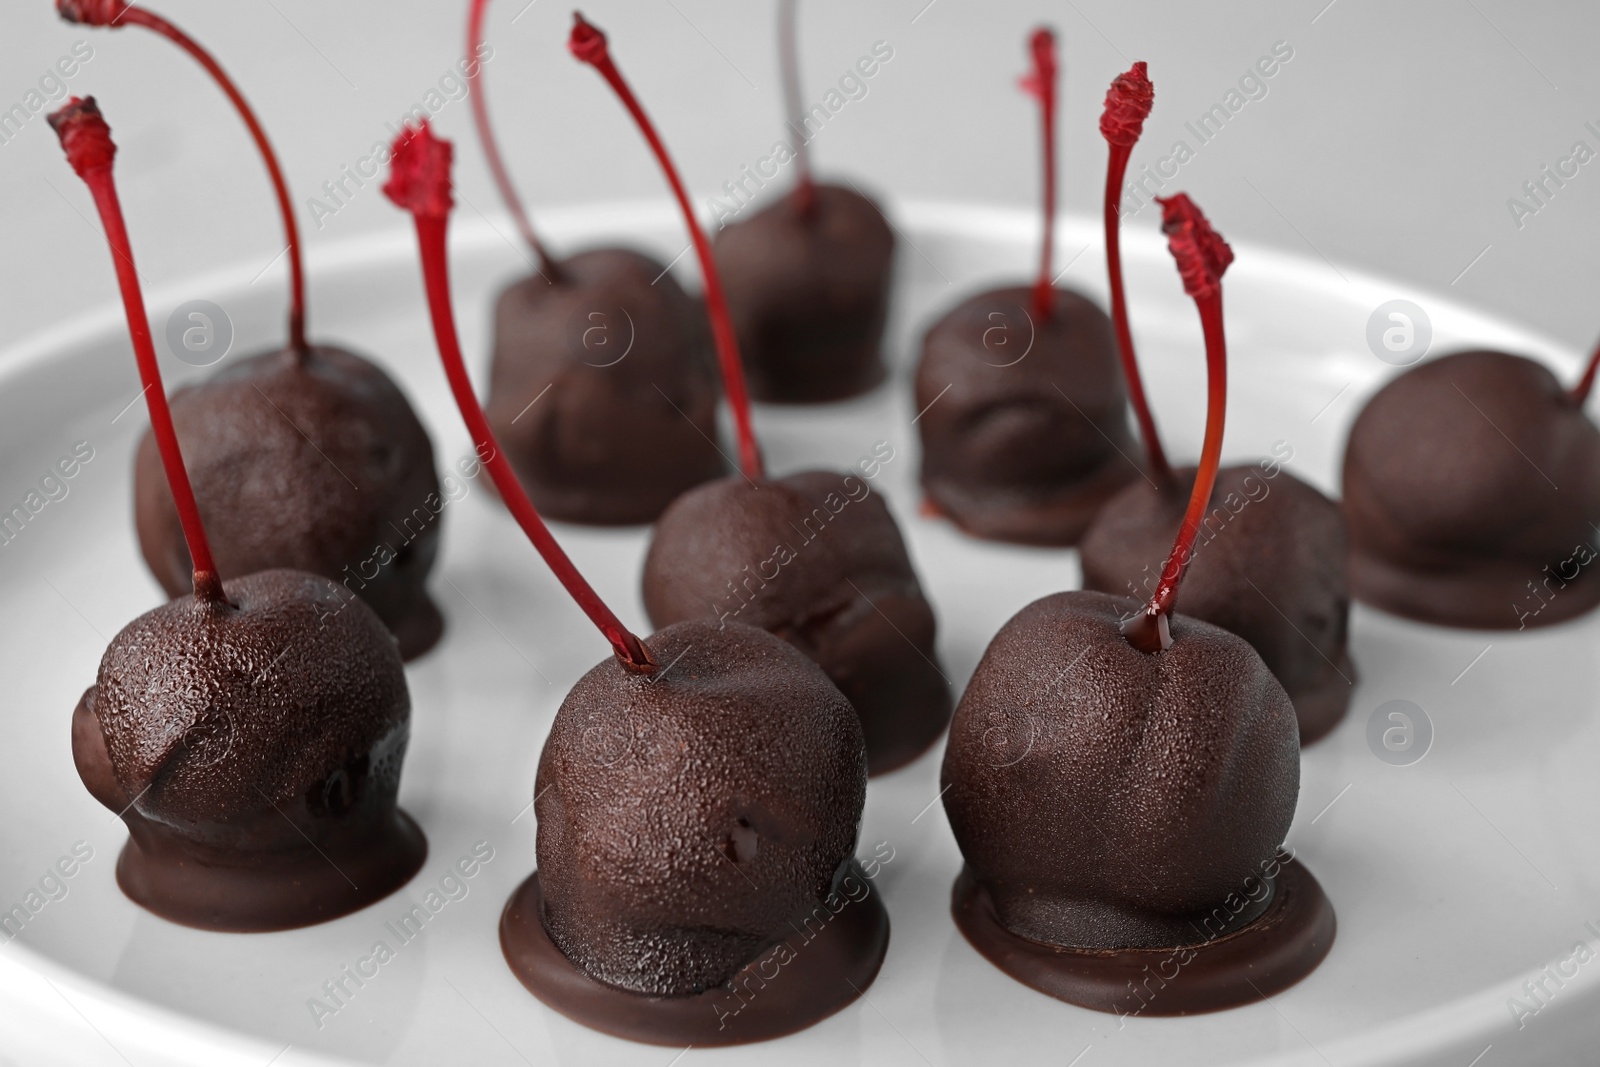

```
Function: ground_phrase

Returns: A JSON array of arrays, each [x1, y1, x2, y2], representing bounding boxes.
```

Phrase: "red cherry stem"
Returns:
[[467, 0, 561, 281], [383, 122, 654, 671], [569, 12, 764, 481], [58, 1, 307, 354], [1021, 28, 1057, 322], [778, 0, 816, 217], [1100, 62, 1172, 487], [1572, 338, 1600, 405], [50, 98, 224, 603], [1123, 193, 1234, 654]]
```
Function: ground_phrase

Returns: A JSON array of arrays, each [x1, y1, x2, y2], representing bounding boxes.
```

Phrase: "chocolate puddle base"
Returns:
[[500, 869, 890, 1046], [951, 860, 1335, 1015], [115, 811, 427, 933], [1351, 546, 1600, 630]]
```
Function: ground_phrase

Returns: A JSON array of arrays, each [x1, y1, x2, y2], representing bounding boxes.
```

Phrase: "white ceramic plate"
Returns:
[[1, 201, 1597, 1067]]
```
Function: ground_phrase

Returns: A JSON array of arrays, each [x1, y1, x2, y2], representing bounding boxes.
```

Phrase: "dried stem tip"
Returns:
[[568, 11, 608, 64], [56, 0, 129, 25], [1100, 61, 1153, 147], [1158, 193, 1234, 301], [47, 95, 116, 176], [383, 124, 454, 220]]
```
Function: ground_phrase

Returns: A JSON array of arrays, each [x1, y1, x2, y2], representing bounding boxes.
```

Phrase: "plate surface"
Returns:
[[1, 201, 1596, 1067]]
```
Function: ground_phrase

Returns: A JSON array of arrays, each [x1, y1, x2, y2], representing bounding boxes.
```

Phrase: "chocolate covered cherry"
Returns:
[[942, 189, 1333, 1014]]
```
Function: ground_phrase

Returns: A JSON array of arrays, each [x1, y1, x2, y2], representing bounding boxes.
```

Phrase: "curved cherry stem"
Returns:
[[1123, 193, 1233, 654], [1021, 28, 1057, 322], [778, 0, 816, 217], [50, 98, 224, 603], [63, 3, 309, 353], [569, 12, 764, 480], [467, 0, 561, 281], [1572, 337, 1600, 406], [1100, 62, 1171, 487], [383, 123, 653, 671]]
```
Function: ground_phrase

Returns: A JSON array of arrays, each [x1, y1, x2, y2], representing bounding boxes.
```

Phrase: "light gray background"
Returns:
[[1, 0, 1597, 354]]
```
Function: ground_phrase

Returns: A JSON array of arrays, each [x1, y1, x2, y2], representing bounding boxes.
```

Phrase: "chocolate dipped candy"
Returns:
[[714, 182, 893, 403], [643, 469, 951, 774], [387, 107, 888, 1045], [502, 620, 887, 1044], [1081, 463, 1353, 744], [75, 570, 426, 930], [483, 249, 726, 524], [65, 0, 446, 658], [942, 192, 1333, 1013], [1343, 348, 1600, 628], [136, 346, 444, 659], [469, 0, 725, 524], [915, 31, 1139, 545], [709, 0, 893, 403], [54, 97, 425, 931]]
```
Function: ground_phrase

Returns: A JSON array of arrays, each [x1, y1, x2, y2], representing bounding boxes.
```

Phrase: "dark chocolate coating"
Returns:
[[1080, 465, 1354, 744], [915, 286, 1141, 545], [712, 183, 894, 403], [641, 471, 951, 774], [71, 569, 426, 931], [135, 345, 443, 660], [485, 248, 726, 525], [530, 621, 870, 999], [1342, 349, 1600, 628], [942, 590, 1300, 951]]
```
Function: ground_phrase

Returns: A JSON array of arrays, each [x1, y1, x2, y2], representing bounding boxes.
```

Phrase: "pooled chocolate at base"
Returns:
[[503, 620, 887, 1044], [1342, 349, 1600, 629], [951, 858, 1334, 1015], [73, 570, 426, 931], [502, 862, 889, 1046], [485, 247, 726, 525], [642, 471, 951, 774], [915, 286, 1141, 545], [136, 345, 444, 660], [1080, 464, 1354, 744], [941, 590, 1332, 1009], [712, 183, 894, 403]]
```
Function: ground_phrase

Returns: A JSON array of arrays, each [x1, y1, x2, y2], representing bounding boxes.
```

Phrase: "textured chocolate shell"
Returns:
[[135, 345, 443, 659], [73, 569, 425, 931], [533, 620, 867, 996], [1080, 464, 1353, 743], [642, 470, 951, 774]]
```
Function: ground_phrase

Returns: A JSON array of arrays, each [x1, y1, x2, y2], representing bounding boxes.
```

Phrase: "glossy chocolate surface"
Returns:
[[1343, 349, 1600, 629], [915, 286, 1140, 545], [713, 183, 894, 403], [485, 248, 726, 525]]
